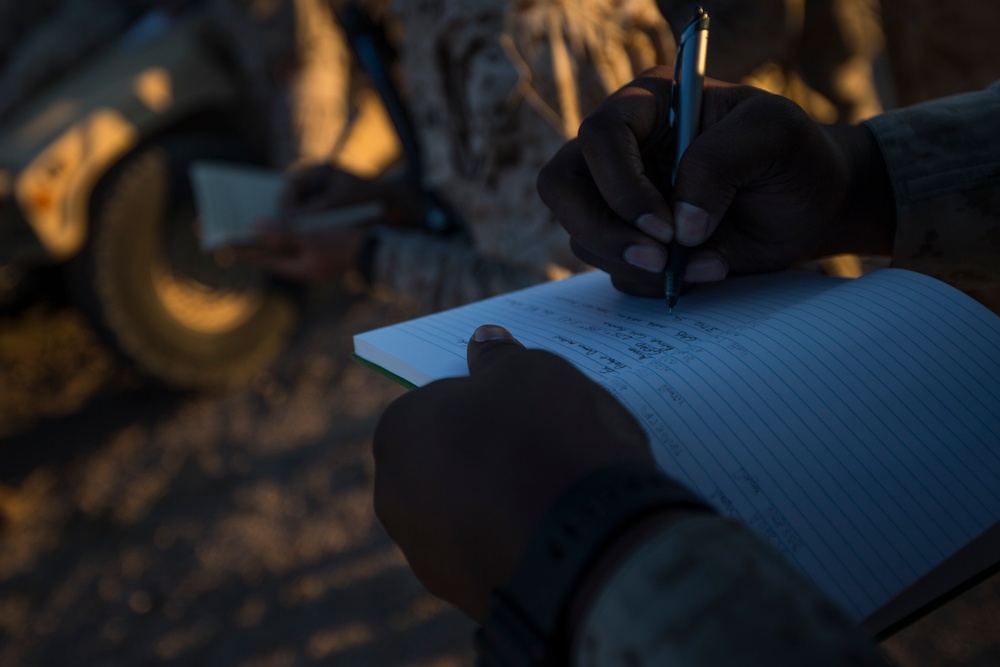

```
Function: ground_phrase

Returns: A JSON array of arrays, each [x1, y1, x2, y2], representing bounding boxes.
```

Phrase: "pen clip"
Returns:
[[669, 8, 707, 129]]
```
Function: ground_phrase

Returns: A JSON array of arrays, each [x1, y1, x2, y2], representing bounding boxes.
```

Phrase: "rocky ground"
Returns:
[[0, 281, 476, 666], [0, 278, 997, 667]]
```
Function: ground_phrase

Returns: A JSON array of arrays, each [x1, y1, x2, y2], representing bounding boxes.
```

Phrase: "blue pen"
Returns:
[[665, 8, 709, 312]]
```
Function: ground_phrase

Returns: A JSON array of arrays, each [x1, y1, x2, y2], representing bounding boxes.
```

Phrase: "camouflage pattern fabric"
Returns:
[[208, 0, 353, 168], [575, 515, 886, 666], [880, 0, 1000, 108], [865, 81, 1000, 309], [372, 0, 674, 313]]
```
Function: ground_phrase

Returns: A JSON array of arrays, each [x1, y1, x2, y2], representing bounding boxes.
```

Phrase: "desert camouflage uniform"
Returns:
[[207, 0, 353, 168], [560, 84, 1000, 666], [866, 80, 1000, 311], [880, 0, 1000, 107], [659, 0, 885, 124], [371, 0, 674, 313], [574, 515, 887, 665]]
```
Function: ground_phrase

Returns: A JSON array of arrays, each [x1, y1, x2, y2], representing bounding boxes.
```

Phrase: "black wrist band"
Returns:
[[475, 461, 712, 666]]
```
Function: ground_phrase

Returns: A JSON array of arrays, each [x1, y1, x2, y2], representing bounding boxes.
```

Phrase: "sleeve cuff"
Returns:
[[862, 85, 1000, 291]]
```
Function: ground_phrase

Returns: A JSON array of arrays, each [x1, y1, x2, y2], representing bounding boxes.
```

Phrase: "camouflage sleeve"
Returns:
[[863, 82, 1000, 301], [572, 516, 887, 666], [374, 0, 669, 314], [207, 0, 352, 169]]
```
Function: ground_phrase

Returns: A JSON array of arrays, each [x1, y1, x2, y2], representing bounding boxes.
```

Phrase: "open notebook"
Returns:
[[353, 268, 1000, 635]]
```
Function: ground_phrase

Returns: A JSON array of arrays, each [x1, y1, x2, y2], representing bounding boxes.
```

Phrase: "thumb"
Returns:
[[671, 93, 791, 247], [670, 131, 743, 247], [467, 325, 526, 375]]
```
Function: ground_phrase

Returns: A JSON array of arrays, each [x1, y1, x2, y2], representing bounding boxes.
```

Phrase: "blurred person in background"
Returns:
[[879, 0, 1000, 107], [236, 0, 677, 313], [206, 0, 357, 170]]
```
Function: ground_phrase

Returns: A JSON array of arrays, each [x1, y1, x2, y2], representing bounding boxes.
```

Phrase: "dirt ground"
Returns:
[[0, 278, 998, 666], [0, 283, 477, 666]]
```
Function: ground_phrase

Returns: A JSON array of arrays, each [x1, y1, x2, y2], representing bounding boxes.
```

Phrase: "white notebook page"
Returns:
[[353, 268, 1000, 620]]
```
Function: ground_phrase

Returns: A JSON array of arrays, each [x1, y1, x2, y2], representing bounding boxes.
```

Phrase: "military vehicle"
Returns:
[[0, 11, 298, 389]]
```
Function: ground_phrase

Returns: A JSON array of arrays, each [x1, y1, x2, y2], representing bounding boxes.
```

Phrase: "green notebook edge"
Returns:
[[351, 353, 419, 390]]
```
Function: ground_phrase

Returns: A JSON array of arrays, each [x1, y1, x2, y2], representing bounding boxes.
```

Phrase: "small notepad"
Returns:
[[191, 161, 384, 251], [354, 268, 1000, 633]]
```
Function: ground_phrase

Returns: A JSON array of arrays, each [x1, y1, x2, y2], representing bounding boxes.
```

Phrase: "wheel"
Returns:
[[71, 134, 299, 389]]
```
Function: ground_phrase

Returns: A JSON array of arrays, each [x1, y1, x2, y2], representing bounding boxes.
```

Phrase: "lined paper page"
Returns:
[[353, 268, 1000, 620]]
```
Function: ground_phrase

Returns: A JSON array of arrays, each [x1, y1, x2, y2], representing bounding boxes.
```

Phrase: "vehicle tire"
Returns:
[[71, 135, 299, 389]]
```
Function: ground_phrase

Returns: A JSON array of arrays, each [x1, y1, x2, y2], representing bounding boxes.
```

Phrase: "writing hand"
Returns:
[[372, 325, 653, 620], [537, 67, 893, 297]]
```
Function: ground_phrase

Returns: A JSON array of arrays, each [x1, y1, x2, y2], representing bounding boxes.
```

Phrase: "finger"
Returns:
[[569, 240, 666, 296], [684, 248, 729, 283], [466, 325, 526, 376], [576, 78, 675, 239], [610, 273, 666, 298], [671, 94, 796, 246], [538, 141, 663, 268]]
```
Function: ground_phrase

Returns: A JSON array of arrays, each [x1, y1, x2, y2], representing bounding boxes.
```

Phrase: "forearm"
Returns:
[[863, 82, 1000, 293]]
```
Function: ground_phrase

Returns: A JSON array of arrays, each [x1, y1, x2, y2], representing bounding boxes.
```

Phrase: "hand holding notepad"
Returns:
[[190, 161, 384, 252], [354, 268, 1000, 634], [371, 321, 660, 619]]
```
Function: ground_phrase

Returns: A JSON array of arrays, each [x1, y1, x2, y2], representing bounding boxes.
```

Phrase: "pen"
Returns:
[[665, 7, 709, 312]]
